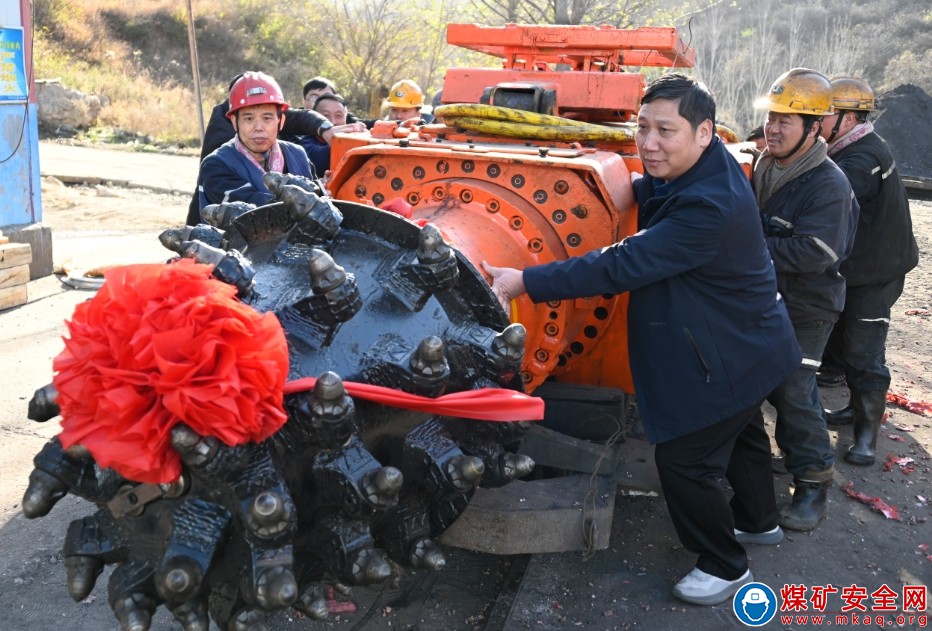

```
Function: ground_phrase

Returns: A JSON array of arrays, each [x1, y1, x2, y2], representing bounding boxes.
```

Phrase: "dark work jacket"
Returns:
[[283, 134, 330, 178], [195, 140, 313, 215], [831, 132, 918, 286], [187, 104, 334, 223], [758, 159, 858, 324], [347, 112, 377, 129], [523, 136, 800, 444]]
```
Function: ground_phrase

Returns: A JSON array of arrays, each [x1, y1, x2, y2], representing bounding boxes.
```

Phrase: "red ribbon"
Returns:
[[284, 377, 544, 422]]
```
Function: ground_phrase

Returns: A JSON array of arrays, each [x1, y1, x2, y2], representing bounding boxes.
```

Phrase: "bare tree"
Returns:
[[881, 49, 932, 93], [314, 0, 439, 115], [469, 0, 536, 23], [691, 1, 742, 128], [471, 0, 647, 27], [811, 15, 862, 79]]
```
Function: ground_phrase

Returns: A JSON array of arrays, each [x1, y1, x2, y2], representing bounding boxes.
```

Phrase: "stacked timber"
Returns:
[[0, 230, 31, 310]]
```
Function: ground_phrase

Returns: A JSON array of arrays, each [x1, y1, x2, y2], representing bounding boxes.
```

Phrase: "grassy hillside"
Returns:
[[31, 0, 469, 149], [32, 0, 325, 149], [32, 0, 932, 148]]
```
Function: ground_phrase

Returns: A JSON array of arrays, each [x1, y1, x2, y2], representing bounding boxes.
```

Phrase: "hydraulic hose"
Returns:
[[433, 103, 740, 145], [434, 103, 635, 142]]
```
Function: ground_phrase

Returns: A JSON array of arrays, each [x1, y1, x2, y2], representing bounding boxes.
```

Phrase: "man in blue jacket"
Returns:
[[288, 93, 366, 181], [752, 69, 858, 532], [194, 72, 315, 216], [484, 74, 800, 606], [185, 73, 338, 226]]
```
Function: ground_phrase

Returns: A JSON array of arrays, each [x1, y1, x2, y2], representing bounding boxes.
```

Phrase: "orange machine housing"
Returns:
[[327, 24, 749, 396]]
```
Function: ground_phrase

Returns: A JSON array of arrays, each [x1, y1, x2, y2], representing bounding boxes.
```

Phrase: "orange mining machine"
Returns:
[[329, 23, 746, 399]]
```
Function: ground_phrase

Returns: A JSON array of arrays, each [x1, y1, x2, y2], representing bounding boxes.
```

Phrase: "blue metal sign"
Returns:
[[0, 26, 27, 103]]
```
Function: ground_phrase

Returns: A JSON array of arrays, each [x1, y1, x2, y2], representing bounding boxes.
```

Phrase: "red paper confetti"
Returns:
[[53, 261, 290, 484], [904, 308, 931, 316], [886, 391, 932, 417], [882, 454, 916, 474], [325, 587, 357, 614], [842, 482, 901, 521]]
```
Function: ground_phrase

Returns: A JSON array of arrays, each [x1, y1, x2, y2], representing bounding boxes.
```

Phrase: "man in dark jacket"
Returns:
[[185, 74, 336, 225], [195, 72, 314, 213], [752, 68, 858, 531], [818, 77, 919, 465], [484, 74, 800, 607], [301, 75, 376, 130], [290, 93, 366, 180]]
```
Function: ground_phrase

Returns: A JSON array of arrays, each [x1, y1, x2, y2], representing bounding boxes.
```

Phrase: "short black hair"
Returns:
[[800, 113, 822, 136], [746, 125, 765, 141], [313, 93, 346, 109], [303, 76, 336, 98], [227, 73, 245, 93], [641, 73, 716, 129]]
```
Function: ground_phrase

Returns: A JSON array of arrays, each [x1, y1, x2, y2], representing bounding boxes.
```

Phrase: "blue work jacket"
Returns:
[[196, 140, 313, 214], [524, 136, 800, 443]]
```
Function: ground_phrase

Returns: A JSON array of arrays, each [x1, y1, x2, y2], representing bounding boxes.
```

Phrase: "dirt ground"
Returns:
[[1, 176, 930, 630]]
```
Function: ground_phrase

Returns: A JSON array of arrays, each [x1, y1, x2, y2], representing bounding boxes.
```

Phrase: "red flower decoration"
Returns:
[[53, 260, 289, 484]]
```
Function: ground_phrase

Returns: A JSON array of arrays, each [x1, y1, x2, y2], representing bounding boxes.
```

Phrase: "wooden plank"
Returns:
[[0, 285, 27, 311], [903, 176, 932, 192], [519, 423, 624, 476], [0, 264, 29, 290], [0, 243, 32, 270], [438, 475, 615, 554], [533, 381, 628, 442]]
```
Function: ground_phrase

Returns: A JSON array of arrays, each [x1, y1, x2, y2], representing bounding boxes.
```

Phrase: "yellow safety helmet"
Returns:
[[753, 68, 833, 116], [830, 76, 876, 111], [387, 80, 424, 108]]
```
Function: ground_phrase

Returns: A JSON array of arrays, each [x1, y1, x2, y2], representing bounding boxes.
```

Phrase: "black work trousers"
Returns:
[[654, 402, 777, 581], [823, 276, 905, 393]]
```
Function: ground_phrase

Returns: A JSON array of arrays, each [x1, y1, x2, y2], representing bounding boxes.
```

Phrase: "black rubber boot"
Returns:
[[845, 390, 887, 466], [779, 478, 831, 531], [816, 370, 845, 387], [824, 402, 854, 426], [771, 454, 788, 475]]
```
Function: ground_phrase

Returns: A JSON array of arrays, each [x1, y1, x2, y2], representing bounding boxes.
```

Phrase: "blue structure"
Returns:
[[0, 0, 48, 278], [0, 2, 41, 226]]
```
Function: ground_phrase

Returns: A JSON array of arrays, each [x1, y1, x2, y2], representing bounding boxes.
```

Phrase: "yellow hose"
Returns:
[[441, 116, 635, 142], [434, 103, 738, 145], [434, 103, 591, 128], [435, 104, 635, 143]]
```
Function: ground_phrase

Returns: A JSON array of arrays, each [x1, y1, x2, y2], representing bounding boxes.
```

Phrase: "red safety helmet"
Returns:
[[227, 71, 290, 119]]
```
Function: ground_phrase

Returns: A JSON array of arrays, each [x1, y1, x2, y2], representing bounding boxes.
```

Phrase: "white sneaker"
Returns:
[[734, 525, 784, 545], [672, 567, 753, 606]]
